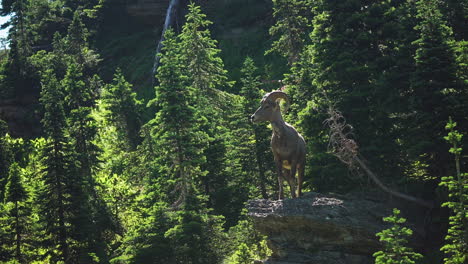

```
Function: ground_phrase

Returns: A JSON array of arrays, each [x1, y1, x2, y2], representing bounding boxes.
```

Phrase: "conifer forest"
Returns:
[[0, 0, 466, 263]]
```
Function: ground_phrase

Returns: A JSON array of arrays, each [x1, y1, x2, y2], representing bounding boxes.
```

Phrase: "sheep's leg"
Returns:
[[297, 163, 305, 197], [288, 161, 298, 198], [276, 161, 284, 200]]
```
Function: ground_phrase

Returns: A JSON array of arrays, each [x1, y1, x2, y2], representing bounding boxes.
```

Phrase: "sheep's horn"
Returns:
[[265, 91, 289, 104]]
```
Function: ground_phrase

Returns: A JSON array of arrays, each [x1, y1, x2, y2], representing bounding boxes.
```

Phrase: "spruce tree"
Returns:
[[179, 3, 230, 95], [295, 0, 420, 191], [65, 11, 89, 57], [439, 119, 467, 264], [117, 202, 173, 263], [146, 28, 227, 263], [151, 28, 207, 206], [4, 162, 28, 263], [178, 3, 234, 211], [267, 0, 310, 65], [373, 208, 423, 263], [38, 69, 97, 263], [409, 0, 462, 178], [0, 119, 12, 200], [38, 69, 73, 262], [101, 69, 142, 150], [239, 57, 274, 199]]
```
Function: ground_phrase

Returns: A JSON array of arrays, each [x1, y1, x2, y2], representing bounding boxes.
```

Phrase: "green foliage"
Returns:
[[101, 69, 142, 150], [0, 119, 12, 200], [439, 119, 468, 264], [164, 193, 228, 264], [4, 163, 27, 204], [373, 208, 423, 264], [114, 202, 173, 264], [2, 162, 31, 263], [180, 3, 231, 94], [408, 0, 462, 171], [238, 57, 275, 199], [224, 211, 272, 264], [150, 28, 208, 205], [1, 0, 467, 263], [267, 0, 311, 65]]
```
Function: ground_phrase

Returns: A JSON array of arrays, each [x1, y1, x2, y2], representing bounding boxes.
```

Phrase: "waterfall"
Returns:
[[152, 0, 181, 83]]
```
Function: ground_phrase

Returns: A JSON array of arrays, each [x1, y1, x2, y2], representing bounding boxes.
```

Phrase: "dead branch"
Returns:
[[324, 106, 433, 209]]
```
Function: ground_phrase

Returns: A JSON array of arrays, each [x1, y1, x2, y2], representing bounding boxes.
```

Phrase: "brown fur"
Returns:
[[251, 91, 306, 199]]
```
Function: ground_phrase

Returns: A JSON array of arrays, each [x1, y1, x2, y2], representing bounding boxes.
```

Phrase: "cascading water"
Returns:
[[152, 0, 181, 83]]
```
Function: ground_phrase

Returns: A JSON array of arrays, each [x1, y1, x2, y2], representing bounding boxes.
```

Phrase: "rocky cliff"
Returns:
[[0, 96, 41, 138], [247, 192, 397, 264], [126, 0, 169, 25]]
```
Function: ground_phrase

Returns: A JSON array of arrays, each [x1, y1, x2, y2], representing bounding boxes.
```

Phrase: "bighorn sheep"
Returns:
[[251, 91, 306, 199]]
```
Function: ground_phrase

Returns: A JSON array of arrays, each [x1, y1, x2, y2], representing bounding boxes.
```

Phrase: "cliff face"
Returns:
[[0, 96, 41, 138], [247, 192, 393, 264], [126, 0, 169, 25]]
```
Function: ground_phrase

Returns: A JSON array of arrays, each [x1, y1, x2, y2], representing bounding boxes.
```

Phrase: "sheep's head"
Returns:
[[251, 91, 289, 123]]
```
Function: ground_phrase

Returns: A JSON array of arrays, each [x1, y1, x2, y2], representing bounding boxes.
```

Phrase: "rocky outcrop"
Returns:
[[0, 96, 41, 138], [247, 192, 393, 264], [126, 0, 169, 25]]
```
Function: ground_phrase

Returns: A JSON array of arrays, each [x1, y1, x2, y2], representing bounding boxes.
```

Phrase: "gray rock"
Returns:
[[247, 192, 392, 264]]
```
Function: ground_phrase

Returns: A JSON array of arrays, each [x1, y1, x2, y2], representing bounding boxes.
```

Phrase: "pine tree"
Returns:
[[439, 119, 467, 264], [239, 57, 274, 199], [150, 28, 207, 206], [63, 63, 91, 111], [179, 3, 230, 95], [65, 10, 89, 57], [294, 0, 422, 191], [101, 69, 142, 150], [38, 69, 71, 262], [373, 208, 423, 264], [408, 0, 462, 179], [267, 0, 310, 65], [0, 119, 12, 200], [1, 0, 34, 98], [144, 28, 228, 263], [117, 202, 173, 263], [64, 65, 111, 263], [178, 3, 235, 212], [37, 69, 84, 262], [165, 191, 227, 264], [3, 162, 28, 263]]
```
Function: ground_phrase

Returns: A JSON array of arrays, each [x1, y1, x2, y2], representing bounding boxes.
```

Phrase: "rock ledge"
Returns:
[[247, 192, 391, 264]]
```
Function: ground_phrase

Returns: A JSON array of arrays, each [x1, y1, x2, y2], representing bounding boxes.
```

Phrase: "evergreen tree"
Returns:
[[64, 64, 111, 263], [0, 119, 12, 200], [150, 28, 207, 206], [439, 119, 467, 264], [38, 69, 98, 263], [63, 63, 91, 111], [1, 0, 34, 98], [179, 3, 230, 95], [373, 208, 423, 264], [144, 28, 227, 263], [116, 202, 173, 263], [101, 69, 142, 150], [3, 162, 28, 263], [37, 69, 73, 262], [65, 10, 89, 57], [239, 57, 274, 199], [408, 0, 463, 179], [178, 3, 235, 214], [267, 0, 310, 65], [293, 0, 424, 192], [165, 191, 227, 264]]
